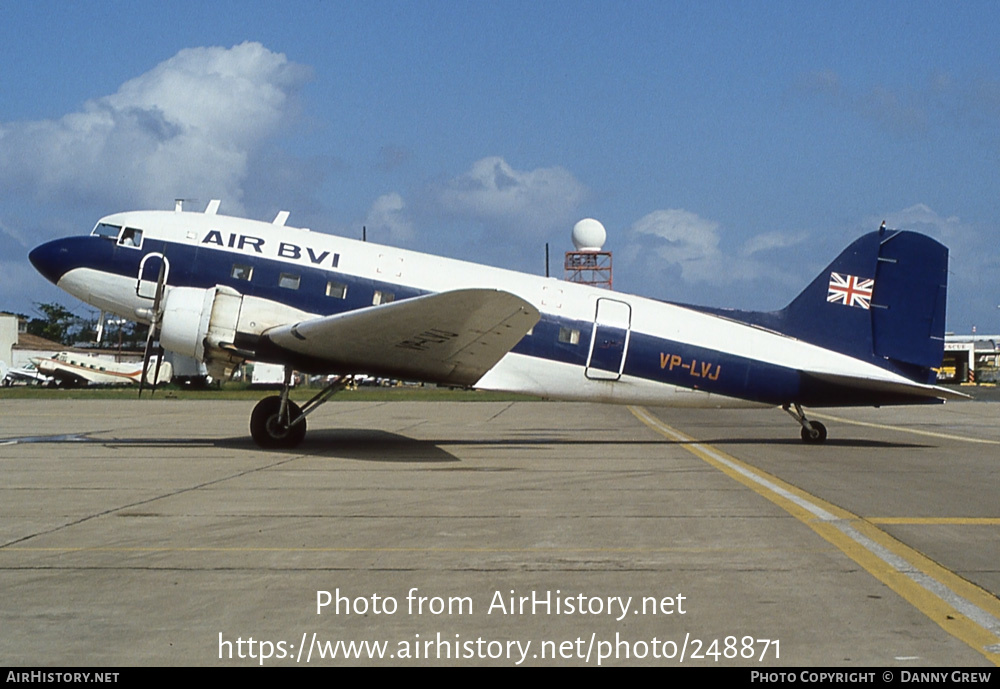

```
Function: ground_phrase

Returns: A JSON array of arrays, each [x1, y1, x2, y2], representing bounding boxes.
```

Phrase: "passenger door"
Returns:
[[585, 297, 631, 380]]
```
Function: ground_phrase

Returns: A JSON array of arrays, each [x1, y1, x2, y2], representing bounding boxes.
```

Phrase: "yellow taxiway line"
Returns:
[[809, 411, 1000, 446], [628, 405, 1000, 666], [867, 518, 1000, 526]]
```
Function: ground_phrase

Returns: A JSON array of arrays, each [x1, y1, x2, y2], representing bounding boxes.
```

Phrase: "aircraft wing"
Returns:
[[9, 369, 51, 385], [803, 371, 969, 402], [261, 288, 540, 386]]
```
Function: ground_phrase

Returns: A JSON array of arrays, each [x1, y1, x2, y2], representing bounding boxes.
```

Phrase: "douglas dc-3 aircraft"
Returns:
[[29, 201, 961, 449]]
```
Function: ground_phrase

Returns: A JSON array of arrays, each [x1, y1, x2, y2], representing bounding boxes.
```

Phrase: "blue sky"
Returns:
[[2, 1, 998, 332]]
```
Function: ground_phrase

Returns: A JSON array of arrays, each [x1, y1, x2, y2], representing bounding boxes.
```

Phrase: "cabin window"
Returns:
[[278, 273, 300, 290], [558, 327, 580, 345], [372, 290, 395, 305], [231, 264, 253, 281], [326, 281, 348, 299], [92, 223, 121, 240], [118, 228, 143, 248]]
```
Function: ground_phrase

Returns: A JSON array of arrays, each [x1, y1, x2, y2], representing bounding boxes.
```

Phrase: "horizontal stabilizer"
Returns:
[[804, 371, 968, 402], [262, 288, 540, 385]]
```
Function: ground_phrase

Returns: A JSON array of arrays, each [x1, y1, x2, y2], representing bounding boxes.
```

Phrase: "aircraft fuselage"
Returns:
[[29, 204, 956, 446]]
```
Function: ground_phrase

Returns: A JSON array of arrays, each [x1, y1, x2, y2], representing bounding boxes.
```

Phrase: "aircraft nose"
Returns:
[[29, 239, 73, 285]]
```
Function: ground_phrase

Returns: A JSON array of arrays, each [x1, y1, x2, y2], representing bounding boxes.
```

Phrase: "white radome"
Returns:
[[571, 218, 606, 252]]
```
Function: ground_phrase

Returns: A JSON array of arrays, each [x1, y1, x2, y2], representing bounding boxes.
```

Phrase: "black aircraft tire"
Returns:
[[800, 420, 828, 444], [250, 396, 307, 449]]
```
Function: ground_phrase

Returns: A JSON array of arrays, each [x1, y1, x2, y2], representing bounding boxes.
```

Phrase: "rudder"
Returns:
[[870, 231, 948, 373]]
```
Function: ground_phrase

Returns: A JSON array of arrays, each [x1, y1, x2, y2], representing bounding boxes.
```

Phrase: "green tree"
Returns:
[[24, 302, 151, 349], [26, 303, 78, 345]]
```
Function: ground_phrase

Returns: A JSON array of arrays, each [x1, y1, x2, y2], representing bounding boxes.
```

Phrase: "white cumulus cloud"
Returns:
[[437, 156, 586, 238], [365, 192, 415, 245], [619, 208, 809, 309], [740, 230, 808, 257], [630, 209, 721, 270], [880, 203, 961, 238], [0, 42, 310, 218], [627, 208, 757, 285]]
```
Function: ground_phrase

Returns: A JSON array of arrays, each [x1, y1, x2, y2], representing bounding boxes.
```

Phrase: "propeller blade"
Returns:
[[138, 329, 156, 398], [151, 344, 165, 390]]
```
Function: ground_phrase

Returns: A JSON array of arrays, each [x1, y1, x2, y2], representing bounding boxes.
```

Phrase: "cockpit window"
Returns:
[[118, 228, 143, 248], [93, 223, 121, 240]]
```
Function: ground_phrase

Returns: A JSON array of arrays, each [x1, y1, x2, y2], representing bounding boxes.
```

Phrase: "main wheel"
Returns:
[[800, 420, 827, 444], [250, 396, 307, 449]]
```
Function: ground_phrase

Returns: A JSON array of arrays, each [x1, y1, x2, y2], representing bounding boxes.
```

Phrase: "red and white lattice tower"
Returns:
[[564, 218, 612, 289]]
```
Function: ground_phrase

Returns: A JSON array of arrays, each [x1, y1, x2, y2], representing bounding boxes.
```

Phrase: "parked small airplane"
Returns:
[[29, 201, 960, 448], [30, 351, 172, 388], [1, 360, 51, 386]]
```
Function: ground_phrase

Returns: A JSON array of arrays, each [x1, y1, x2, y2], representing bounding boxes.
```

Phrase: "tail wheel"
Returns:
[[800, 421, 827, 444], [250, 395, 307, 449]]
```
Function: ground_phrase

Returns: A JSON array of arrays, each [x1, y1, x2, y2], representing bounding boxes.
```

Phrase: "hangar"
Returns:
[[941, 334, 1000, 384]]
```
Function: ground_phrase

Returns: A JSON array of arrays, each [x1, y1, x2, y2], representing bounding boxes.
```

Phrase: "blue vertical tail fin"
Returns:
[[778, 228, 948, 381]]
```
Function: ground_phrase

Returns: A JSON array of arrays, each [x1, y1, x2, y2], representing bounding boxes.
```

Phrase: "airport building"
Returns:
[[941, 335, 1000, 384], [0, 313, 17, 369]]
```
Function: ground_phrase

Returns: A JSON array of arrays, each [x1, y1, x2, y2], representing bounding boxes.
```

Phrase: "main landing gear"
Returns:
[[249, 370, 349, 449], [783, 403, 828, 444]]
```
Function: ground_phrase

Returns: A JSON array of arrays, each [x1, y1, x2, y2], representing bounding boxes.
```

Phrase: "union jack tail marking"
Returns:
[[827, 272, 874, 309]]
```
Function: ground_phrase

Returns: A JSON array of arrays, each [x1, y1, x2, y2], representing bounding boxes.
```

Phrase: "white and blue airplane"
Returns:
[[29, 201, 960, 448]]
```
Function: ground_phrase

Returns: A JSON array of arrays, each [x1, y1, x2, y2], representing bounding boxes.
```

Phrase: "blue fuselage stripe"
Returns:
[[44, 235, 936, 407]]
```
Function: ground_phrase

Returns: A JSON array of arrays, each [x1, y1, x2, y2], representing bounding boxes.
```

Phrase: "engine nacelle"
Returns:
[[160, 286, 243, 363], [157, 285, 311, 380]]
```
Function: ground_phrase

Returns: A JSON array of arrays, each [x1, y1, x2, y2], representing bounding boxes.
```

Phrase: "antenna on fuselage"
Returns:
[[173, 198, 201, 213]]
